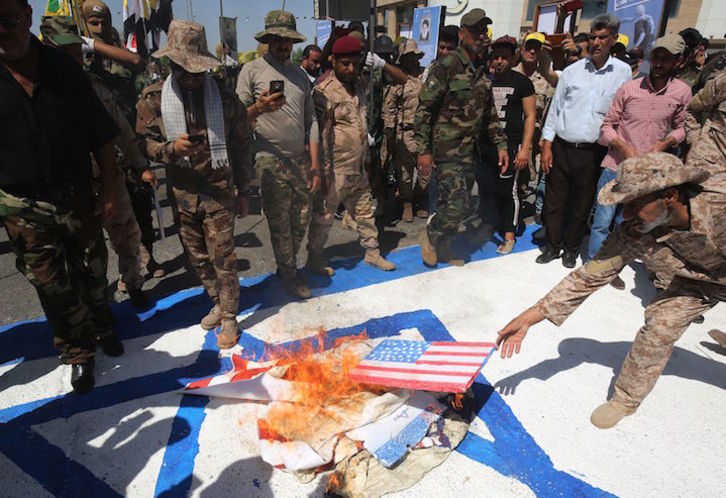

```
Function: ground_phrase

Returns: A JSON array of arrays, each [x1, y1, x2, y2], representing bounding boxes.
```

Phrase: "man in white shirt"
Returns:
[[538, 14, 631, 268]]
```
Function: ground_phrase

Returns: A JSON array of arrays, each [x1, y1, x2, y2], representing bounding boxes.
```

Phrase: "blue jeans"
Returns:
[[535, 169, 546, 216], [587, 168, 623, 261]]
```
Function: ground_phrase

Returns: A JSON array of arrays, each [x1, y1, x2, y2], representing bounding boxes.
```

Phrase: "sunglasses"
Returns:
[[0, 16, 21, 28]]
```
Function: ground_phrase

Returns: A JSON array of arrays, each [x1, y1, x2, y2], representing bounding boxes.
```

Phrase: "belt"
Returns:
[[555, 137, 599, 150]]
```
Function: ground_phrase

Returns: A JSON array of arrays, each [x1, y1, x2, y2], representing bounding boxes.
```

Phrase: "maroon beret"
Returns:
[[492, 35, 518, 51], [332, 35, 362, 56]]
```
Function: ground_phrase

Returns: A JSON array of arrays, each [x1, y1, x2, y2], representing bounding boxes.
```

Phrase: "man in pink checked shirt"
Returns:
[[588, 34, 692, 289]]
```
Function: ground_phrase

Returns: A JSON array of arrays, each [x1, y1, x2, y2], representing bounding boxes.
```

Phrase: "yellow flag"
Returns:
[[45, 0, 71, 16]]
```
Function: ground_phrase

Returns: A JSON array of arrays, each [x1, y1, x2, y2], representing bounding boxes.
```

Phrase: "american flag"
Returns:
[[348, 339, 496, 393]]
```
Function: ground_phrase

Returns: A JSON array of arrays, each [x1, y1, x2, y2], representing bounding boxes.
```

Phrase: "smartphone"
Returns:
[[269, 80, 285, 95], [188, 134, 204, 144]]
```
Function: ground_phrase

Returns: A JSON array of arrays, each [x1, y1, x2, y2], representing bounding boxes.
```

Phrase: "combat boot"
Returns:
[[364, 249, 395, 271], [217, 319, 240, 349], [419, 229, 437, 267], [590, 399, 637, 429], [282, 275, 312, 299], [200, 304, 222, 330], [402, 202, 414, 222], [70, 359, 95, 394], [438, 237, 465, 266], [305, 257, 335, 276]]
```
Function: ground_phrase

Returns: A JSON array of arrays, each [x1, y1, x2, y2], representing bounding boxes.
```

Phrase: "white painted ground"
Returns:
[[1, 246, 725, 497]]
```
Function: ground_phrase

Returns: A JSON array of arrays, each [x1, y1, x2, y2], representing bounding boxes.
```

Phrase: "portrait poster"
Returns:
[[220, 16, 238, 63], [316, 19, 332, 49], [608, 0, 666, 72], [412, 5, 443, 68]]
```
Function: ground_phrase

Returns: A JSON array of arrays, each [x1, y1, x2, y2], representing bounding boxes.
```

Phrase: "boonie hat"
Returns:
[[652, 34, 686, 55], [598, 153, 709, 206], [254, 10, 306, 44], [40, 16, 83, 47], [152, 20, 220, 73], [461, 8, 493, 28]]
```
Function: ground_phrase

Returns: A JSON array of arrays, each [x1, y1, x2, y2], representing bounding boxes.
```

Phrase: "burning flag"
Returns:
[[348, 340, 496, 393]]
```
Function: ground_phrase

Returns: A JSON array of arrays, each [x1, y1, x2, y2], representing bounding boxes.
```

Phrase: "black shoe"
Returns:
[[97, 334, 124, 357], [562, 251, 578, 269], [71, 360, 95, 394], [693, 315, 705, 324], [128, 288, 152, 310], [534, 212, 543, 226], [536, 247, 560, 264]]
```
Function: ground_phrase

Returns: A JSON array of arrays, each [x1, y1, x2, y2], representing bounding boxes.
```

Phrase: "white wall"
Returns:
[[695, 0, 726, 39], [431, 0, 526, 40]]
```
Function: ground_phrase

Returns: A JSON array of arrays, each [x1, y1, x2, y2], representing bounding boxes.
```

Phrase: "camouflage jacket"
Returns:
[[414, 47, 506, 165], [513, 62, 554, 129], [89, 72, 147, 178], [137, 78, 252, 213], [314, 72, 368, 176], [685, 71, 726, 151], [86, 55, 139, 126], [536, 173, 726, 326], [382, 75, 423, 154], [678, 62, 701, 94]]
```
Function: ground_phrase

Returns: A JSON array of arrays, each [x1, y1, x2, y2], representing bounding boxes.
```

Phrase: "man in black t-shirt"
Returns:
[[484, 36, 536, 254], [0, 0, 121, 394]]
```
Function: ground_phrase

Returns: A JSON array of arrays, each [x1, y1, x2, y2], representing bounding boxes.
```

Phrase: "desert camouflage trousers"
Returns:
[[614, 276, 726, 408], [308, 171, 379, 260], [256, 155, 311, 282], [0, 190, 113, 364], [427, 161, 475, 245], [103, 171, 144, 290], [178, 198, 239, 321]]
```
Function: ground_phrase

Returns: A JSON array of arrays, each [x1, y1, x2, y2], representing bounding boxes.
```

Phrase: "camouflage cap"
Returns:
[[397, 39, 424, 61], [460, 8, 492, 28], [152, 20, 220, 73], [598, 152, 709, 206], [254, 10, 306, 44], [40, 16, 83, 47]]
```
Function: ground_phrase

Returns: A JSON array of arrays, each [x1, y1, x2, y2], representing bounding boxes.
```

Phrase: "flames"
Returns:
[[262, 330, 381, 443]]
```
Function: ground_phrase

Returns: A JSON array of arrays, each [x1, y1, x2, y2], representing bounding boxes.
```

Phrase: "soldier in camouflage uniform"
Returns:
[[381, 39, 427, 223], [414, 9, 508, 267], [140, 21, 252, 349], [40, 16, 154, 309], [236, 10, 321, 299], [497, 153, 726, 429], [685, 69, 726, 175], [0, 0, 123, 393], [308, 36, 395, 272]]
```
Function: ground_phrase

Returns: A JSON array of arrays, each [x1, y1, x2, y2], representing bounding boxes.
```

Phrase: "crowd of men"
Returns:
[[1, 0, 725, 431]]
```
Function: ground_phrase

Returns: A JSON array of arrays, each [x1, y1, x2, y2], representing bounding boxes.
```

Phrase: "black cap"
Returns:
[[374, 35, 395, 55]]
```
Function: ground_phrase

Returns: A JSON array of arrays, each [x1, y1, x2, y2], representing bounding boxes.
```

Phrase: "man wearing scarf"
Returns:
[[139, 20, 252, 349]]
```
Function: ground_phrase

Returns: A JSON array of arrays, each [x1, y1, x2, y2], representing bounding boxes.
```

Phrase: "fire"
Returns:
[[261, 330, 384, 443]]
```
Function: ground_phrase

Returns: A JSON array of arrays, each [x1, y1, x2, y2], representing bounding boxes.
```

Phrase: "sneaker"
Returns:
[[200, 305, 222, 330], [416, 209, 429, 219], [217, 319, 240, 349], [535, 246, 560, 264], [305, 259, 335, 277], [419, 230, 437, 267], [497, 239, 515, 255], [334, 204, 345, 220], [590, 399, 636, 429], [364, 249, 395, 271], [402, 202, 413, 222]]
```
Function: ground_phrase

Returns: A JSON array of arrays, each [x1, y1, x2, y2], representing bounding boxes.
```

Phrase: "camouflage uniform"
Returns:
[[536, 158, 726, 410], [308, 72, 380, 257], [236, 49, 318, 283], [139, 78, 252, 323], [678, 62, 701, 94], [685, 70, 726, 176], [89, 73, 146, 291], [414, 47, 507, 245], [382, 75, 425, 203]]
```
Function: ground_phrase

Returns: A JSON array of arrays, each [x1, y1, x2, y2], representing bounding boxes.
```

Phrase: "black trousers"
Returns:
[[544, 138, 607, 254]]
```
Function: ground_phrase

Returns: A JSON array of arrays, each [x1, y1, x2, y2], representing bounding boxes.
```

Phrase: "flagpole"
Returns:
[[219, 0, 226, 81]]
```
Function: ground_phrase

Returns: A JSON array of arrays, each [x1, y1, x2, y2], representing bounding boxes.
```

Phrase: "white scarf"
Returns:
[[161, 74, 229, 169]]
